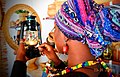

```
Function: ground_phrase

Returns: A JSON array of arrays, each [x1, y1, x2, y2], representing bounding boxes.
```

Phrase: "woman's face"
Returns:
[[53, 24, 64, 53]]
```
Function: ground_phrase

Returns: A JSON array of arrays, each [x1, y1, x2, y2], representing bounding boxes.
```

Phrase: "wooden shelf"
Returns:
[[104, 59, 120, 65]]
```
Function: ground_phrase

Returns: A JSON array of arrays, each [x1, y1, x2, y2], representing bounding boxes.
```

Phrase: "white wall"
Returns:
[[5, 0, 55, 76]]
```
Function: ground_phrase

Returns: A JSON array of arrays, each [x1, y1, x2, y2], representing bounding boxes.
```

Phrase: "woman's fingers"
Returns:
[[38, 43, 54, 53], [15, 40, 27, 62], [38, 43, 56, 59], [39, 43, 53, 50]]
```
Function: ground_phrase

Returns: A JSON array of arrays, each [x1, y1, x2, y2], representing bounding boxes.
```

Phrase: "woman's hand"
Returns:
[[15, 40, 28, 62], [38, 42, 61, 66]]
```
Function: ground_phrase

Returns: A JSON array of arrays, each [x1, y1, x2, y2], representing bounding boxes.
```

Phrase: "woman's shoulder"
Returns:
[[98, 71, 109, 77], [54, 71, 109, 77], [55, 72, 89, 77]]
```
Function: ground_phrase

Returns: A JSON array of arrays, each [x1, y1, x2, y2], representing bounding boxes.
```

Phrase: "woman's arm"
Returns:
[[10, 60, 27, 77], [10, 41, 28, 77]]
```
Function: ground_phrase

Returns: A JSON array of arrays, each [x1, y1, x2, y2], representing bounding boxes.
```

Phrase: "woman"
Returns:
[[11, 0, 120, 77]]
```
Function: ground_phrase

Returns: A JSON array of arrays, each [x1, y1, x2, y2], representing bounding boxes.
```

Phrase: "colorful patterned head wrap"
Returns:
[[55, 0, 120, 58]]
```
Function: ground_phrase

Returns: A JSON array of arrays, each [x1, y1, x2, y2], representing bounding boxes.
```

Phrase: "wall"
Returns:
[[4, 0, 55, 76]]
